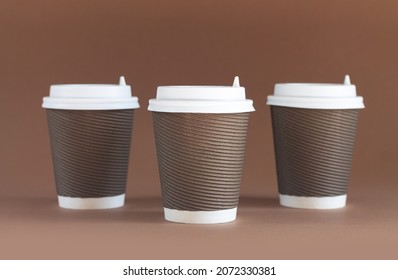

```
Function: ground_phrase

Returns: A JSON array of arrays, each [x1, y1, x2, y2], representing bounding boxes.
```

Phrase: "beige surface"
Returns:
[[0, 1, 397, 259]]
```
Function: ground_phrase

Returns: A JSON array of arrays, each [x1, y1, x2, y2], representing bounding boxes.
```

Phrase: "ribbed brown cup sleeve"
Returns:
[[46, 109, 134, 198], [271, 107, 359, 197], [152, 112, 250, 211]]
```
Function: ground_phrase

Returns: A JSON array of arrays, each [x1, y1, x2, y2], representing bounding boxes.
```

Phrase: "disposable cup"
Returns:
[[42, 77, 139, 209], [148, 77, 254, 223], [267, 75, 364, 209]]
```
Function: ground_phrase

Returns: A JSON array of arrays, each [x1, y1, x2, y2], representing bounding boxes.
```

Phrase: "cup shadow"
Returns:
[[2, 195, 281, 224], [0, 195, 164, 224], [122, 196, 165, 223], [239, 195, 280, 209], [53, 196, 165, 224]]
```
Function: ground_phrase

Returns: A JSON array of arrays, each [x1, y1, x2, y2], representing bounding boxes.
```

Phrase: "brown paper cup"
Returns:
[[152, 112, 250, 223], [270, 106, 359, 209], [46, 109, 134, 209]]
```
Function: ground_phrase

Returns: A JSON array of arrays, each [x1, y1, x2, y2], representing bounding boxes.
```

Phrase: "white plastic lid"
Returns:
[[42, 76, 140, 110], [267, 75, 365, 109], [148, 77, 255, 113]]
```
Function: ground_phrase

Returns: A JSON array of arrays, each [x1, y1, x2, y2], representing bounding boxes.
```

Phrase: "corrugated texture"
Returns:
[[271, 107, 359, 197], [47, 109, 134, 197], [153, 112, 249, 211]]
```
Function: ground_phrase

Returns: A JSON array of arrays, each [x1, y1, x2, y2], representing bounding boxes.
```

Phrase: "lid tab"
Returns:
[[343, 75, 351, 85], [232, 76, 240, 87], [119, 76, 127, 86]]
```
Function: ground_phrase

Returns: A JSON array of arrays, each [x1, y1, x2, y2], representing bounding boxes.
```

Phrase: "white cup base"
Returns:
[[279, 194, 347, 209], [58, 194, 125, 209], [164, 207, 237, 224]]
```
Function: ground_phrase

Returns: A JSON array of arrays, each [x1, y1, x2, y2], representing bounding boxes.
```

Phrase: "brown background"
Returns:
[[0, 0, 397, 259]]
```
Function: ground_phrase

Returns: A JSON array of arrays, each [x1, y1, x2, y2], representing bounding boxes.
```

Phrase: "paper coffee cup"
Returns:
[[149, 77, 254, 223], [42, 77, 139, 209], [267, 75, 364, 209]]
